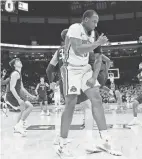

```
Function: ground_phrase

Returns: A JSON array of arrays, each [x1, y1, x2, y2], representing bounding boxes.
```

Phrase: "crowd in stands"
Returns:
[[101, 83, 141, 104]]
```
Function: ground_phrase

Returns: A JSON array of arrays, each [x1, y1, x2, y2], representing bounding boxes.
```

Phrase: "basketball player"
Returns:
[[6, 58, 36, 136], [47, 29, 113, 146], [35, 77, 50, 116], [54, 81, 61, 110], [58, 10, 121, 157], [46, 29, 68, 99], [128, 63, 142, 126]]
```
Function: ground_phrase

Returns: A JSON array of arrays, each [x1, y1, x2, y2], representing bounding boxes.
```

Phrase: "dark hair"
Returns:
[[82, 10, 97, 20], [9, 58, 20, 69]]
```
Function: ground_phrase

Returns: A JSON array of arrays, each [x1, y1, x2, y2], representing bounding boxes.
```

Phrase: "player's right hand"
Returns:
[[97, 33, 108, 45]]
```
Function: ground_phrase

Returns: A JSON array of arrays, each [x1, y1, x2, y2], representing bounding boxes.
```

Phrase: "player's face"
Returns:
[[40, 78, 44, 83], [86, 14, 99, 31], [14, 59, 22, 68]]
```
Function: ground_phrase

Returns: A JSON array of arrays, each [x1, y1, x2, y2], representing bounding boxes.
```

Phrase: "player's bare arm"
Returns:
[[86, 53, 102, 87], [69, 34, 108, 55], [10, 72, 21, 102], [92, 53, 102, 80], [102, 54, 111, 70]]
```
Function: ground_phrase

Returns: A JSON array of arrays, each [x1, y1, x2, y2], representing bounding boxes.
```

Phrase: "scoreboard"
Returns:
[[1, 1, 28, 14]]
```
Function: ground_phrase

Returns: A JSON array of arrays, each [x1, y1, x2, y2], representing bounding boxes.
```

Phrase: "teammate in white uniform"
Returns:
[[57, 10, 122, 157]]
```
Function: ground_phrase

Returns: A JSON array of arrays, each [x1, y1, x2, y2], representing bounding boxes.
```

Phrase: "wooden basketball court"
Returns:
[[1, 106, 142, 159]]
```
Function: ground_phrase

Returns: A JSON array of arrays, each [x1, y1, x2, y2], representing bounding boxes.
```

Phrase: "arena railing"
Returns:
[[0, 40, 139, 49]]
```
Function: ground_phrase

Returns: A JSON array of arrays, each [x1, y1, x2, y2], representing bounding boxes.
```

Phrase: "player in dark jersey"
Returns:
[[6, 58, 36, 136], [46, 29, 68, 98], [35, 77, 49, 116], [128, 63, 142, 126]]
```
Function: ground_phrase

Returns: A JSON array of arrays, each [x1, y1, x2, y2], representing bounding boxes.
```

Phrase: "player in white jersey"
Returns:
[[57, 10, 122, 157]]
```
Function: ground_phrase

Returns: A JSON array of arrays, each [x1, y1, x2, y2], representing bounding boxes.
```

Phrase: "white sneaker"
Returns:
[[23, 121, 28, 128], [40, 111, 45, 116], [14, 124, 27, 137], [56, 143, 75, 158], [128, 118, 142, 126], [96, 133, 122, 156]]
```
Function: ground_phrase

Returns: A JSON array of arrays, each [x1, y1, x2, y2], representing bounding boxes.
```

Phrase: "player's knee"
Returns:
[[90, 90, 102, 106], [25, 101, 33, 110], [65, 94, 77, 107], [91, 98, 102, 107], [89, 88, 101, 100]]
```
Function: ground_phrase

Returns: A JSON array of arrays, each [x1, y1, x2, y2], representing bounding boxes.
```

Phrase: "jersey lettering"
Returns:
[[59, 48, 64, 60]]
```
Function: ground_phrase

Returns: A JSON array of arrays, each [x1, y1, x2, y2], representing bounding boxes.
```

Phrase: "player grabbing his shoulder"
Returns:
[[57, 9, 122, 157]]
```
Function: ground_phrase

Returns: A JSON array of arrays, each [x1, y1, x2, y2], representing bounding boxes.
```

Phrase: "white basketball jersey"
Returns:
[[65, 23, 95, 66]]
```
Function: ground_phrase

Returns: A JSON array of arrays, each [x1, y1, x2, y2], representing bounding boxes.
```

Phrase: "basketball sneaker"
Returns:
[[96, 131, 122, 156], [40, 111, 45, 116], [14, 124, 27, 137], [55, 138, 75, 158], [23, 120, 28, 128], [128, 118, 142, 126]]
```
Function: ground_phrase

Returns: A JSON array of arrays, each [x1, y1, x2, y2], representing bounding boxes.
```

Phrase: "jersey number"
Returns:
[[59, 49, 64, 60], [41, 86, 45, 90]]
